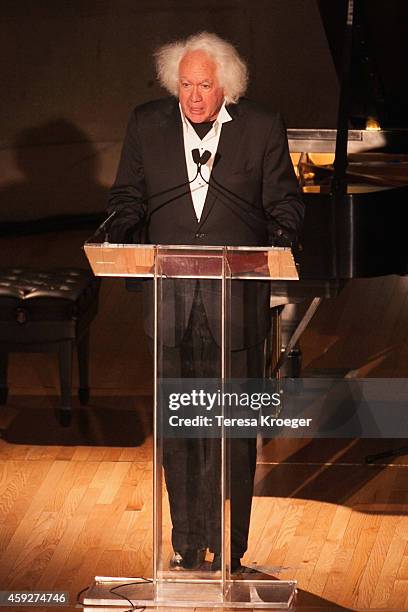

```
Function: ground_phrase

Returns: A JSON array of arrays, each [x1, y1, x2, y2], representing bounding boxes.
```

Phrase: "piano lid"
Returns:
[[317, 0, 408, 130]]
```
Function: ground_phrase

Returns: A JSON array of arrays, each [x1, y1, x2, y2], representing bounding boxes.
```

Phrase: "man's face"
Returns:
[[178, 50, 225, 123]]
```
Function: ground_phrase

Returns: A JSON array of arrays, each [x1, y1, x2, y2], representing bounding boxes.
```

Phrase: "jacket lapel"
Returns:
[[160, 101, 198, 226], [197, 104, 243, 229]]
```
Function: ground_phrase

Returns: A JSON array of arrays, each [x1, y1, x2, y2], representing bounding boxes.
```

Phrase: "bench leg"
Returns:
[[58, 340, 73, 410], [0, 352, 8, 404], [77, 331, 90, 405]]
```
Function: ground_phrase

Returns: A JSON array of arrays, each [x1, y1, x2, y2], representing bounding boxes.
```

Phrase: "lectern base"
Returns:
[[83, 576, 297, 609]]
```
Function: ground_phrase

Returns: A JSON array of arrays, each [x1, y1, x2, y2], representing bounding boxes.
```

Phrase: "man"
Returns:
[[107, 32, 303, 573]]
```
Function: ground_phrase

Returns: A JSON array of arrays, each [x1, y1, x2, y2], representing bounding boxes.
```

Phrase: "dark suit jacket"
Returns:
[[108, 96, 303, 349]]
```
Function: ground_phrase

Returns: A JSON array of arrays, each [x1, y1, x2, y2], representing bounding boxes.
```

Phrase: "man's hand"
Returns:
[[269, 224, 297, 248]]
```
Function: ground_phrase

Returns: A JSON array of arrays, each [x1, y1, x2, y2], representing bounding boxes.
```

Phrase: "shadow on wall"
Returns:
[[0, 119, 108, 226]]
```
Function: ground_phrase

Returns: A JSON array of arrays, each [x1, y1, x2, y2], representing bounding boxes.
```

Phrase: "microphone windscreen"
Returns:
[[200, 150, 211, 165], [192, 149, 201, 164]]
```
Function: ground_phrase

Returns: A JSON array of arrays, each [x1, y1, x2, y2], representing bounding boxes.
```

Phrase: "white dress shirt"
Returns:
[[180, 102, 232, 221]]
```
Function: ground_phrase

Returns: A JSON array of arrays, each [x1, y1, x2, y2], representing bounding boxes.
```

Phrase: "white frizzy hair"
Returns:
[[154, 31, 248, 104]]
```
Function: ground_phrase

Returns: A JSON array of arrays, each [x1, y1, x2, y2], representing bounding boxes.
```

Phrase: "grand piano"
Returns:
[[272, 0, 408, 375]]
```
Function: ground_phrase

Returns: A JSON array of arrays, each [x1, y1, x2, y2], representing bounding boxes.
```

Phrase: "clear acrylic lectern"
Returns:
[[84, 242, 298, 609]]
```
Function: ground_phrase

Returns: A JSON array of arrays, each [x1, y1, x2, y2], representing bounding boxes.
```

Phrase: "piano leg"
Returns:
[[279, 303, 304, 378], [267, 306, 283, 378], [269, 297, 323, 378]]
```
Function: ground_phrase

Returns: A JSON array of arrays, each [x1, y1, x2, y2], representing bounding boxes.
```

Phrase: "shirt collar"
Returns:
[[179, 100, 233, 133]]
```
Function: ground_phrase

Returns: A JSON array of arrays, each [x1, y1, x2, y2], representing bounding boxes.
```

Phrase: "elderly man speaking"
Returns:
[[107, 32, 303, 573]]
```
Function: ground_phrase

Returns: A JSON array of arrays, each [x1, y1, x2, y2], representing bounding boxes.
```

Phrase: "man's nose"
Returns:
[[190, 86, 202, 102]]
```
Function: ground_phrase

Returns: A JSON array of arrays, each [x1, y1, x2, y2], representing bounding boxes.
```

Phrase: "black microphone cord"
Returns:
[[145, 166, 199, 225], [114, 165, 201, 240], [192, 149, 266, 231]]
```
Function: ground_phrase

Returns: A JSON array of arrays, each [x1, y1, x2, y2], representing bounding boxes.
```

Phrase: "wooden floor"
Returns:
[[1, 230, 408, 611]]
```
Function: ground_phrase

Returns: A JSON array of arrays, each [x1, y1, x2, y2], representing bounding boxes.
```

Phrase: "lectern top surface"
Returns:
[[83, 243, 299, 281]]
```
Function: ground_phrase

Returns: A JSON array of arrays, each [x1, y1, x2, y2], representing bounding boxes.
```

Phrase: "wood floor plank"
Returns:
[[0, 461, 50, 554], [280, 533, 309, 577], [397, 554, 408, 580], [51, 461, 142, 593], [337, 512, 382, 608], [51, 499, 110, 593], [36, 467, 102, 590], [0, 440, 31, 461], [88, 460, 116, 490], [25, 445, 62, 462], [3, 461, 99, 590], [127, 464, 152, 513], [106, 508, 140, 551], [322, 507, 374, 604], [70, 447, 94, 461], [68, 504, 135, 593], [127, 525, 153, 577], [294, 497, 321, 537], [263, 498, 306, 571], [247, 496, 292, 566], [387, 579, 408, 609], [300, 503, 351, 594], [369, 525, 407, 609], [6, 510, 57, 590], [355, 514, 401, 608], [96, 461, 132, 505], [43, 461, 87, 513], [0, 460, 65, 576], [0, 460, 27, 518]]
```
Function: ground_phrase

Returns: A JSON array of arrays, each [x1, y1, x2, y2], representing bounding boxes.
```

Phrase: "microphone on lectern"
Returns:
[[192, 148, 211, 167]]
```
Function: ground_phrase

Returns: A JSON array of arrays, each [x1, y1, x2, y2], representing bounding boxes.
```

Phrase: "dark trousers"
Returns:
[[159, 288, 264, 558]]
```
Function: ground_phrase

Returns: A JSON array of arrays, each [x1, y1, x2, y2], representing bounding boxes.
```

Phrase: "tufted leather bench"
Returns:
[[0, 268, 100, 417]]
